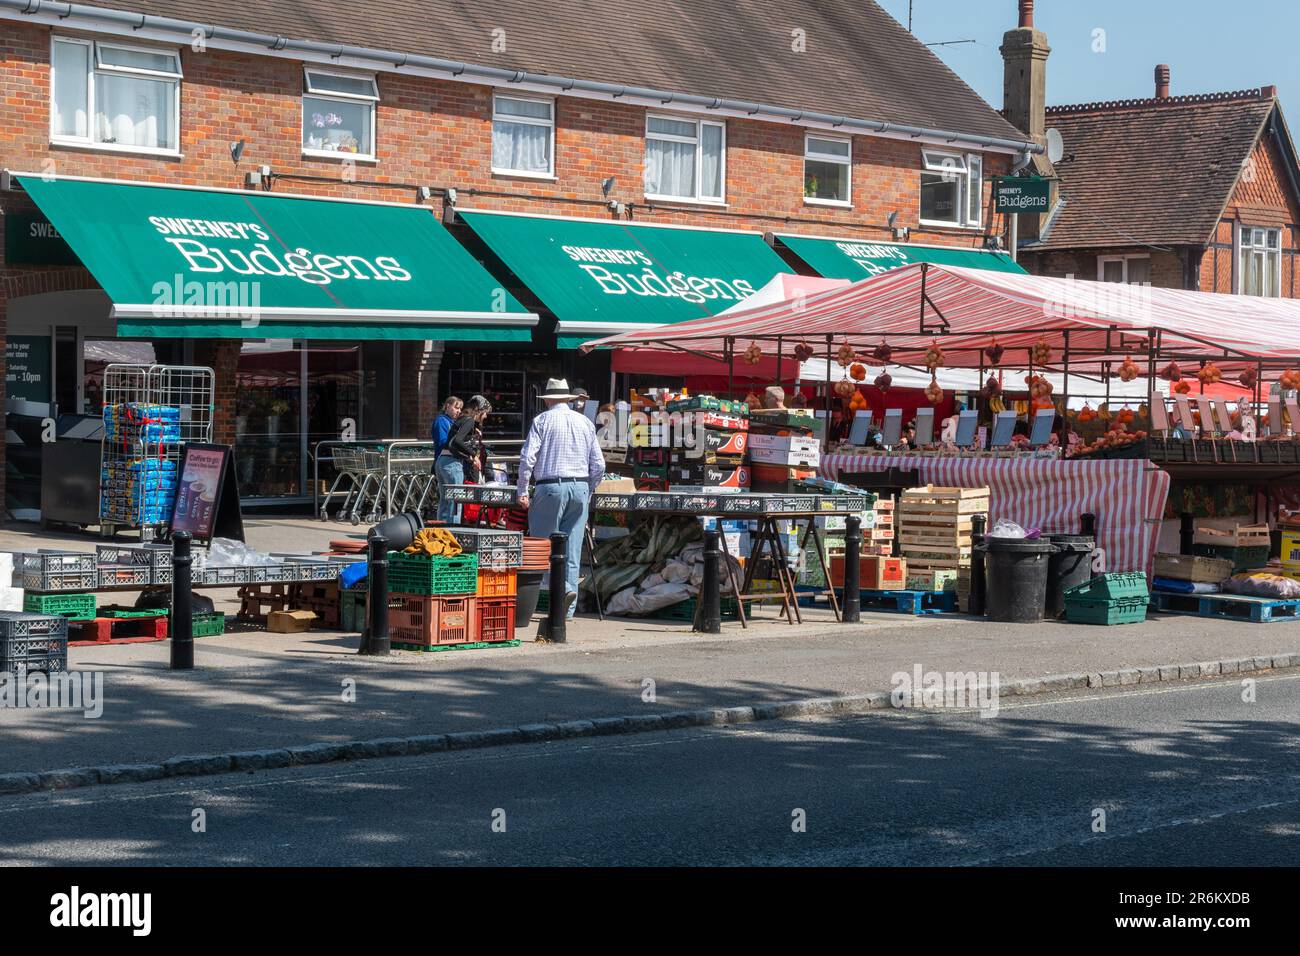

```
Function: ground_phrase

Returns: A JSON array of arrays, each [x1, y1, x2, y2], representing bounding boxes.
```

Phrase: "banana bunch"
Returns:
[[987, 394, 1006, 414]]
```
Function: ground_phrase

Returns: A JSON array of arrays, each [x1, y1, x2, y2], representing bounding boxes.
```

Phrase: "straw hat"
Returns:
[[540, 378, 580, 401]]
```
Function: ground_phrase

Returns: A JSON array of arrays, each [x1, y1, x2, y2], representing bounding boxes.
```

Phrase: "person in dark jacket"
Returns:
[[435, 395, 491, 523]]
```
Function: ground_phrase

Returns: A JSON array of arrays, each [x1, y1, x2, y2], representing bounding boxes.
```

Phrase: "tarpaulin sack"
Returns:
[[403, 527, 464, 557]]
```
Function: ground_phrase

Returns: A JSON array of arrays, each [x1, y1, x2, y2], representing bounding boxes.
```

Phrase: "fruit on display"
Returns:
[[1066, 428, 1149, 459], [1025, 373, 1053, 400], [984, 339, 1005, 366], [1281, 370, 1300, 390], [872, 341, 893, 363], [874, 370, 893, 390], [1076, 404, 1096, 423], [848, 390, 868, 412], [1031, 337, 1052, 365], [834, 378, 856, 399], [925, 374, 943, 404], [1117, 356, 1140, 382], [1172, 379, 1192, 394], [849, 362, 867, 382], [980, 375, 1002, 399], [1196, 362, 1222, 385], [743, 342, 763, 365], [1159, 361, 1182, 382], [1117, 408, 1135, 425], [745, 391, 762, 408], [793, 342, 816, 363], [924, 340, 946, 370], [836, 341, 856, 367], [1239, 367, 1258, 389]]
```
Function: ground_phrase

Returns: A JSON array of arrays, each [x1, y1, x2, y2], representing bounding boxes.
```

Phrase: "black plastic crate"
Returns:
[[718, 494, 766, 514], [760, 495, 820, 514], [19, 551, 98, 592], [591, 492, 633, 511], [674, 492, 728, 513], [1, 634, 69, 658], [632, 492, 680, 511], [0, 655, 68, 676], [0, 611, 70, 640], [449, 528, 524, 552]]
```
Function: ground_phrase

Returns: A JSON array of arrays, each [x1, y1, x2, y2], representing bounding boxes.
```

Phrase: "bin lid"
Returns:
[[1048, 534, 1095, 552], [981, 538, 1056, 553]]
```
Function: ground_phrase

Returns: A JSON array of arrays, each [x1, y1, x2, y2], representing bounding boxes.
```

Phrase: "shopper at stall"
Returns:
[[435, 395, 491, 523], [517, 378, 605, 620], [431, 395, 462, 457]]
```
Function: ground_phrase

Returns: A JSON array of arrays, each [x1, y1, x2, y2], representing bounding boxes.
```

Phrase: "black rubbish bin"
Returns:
[[1044, 534, 1095, 619], [981, 538, 1055, 623], [514, 568, 545, 627]]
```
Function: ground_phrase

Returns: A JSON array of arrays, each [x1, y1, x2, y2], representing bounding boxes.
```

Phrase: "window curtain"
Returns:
[[493, 121, 550, 172], [700, 125, 723, 199], [95, 74, 170, 148], [646, 139, 695, 197], [52, 42, 89, 139]]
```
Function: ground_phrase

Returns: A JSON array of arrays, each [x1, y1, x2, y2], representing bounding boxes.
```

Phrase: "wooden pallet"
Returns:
[[237, 583, 340, 628], [900, 486, 990, 515], [798, 587, 957, 616], [68, 614, 168, 646], [1150, 590, 1300, 624]]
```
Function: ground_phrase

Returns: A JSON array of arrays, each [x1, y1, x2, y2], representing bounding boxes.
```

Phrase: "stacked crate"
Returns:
[[899, 486, 989, 611], [387, 551, 480, 647], [863, 496, 895, 556], [453, 528, 523, 645], [663, 395, 751, 493], [0, 610, 69, 676], [1063, 572, 1149, 626]]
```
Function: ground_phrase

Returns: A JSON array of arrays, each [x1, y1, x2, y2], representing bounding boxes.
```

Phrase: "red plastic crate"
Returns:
[[476, 597, 517, 643], [390, 594, 476, 646], [476, 569, 518, 599]]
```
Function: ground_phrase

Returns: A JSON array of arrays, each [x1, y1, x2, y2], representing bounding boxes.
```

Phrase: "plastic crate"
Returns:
[[96, 544, 171, 571], [450, 528, 523, 552], [1, 634, 69, 658], [476, 568, 519, 599], [388, 552, 478, 595], [23, 592, 96, 621], [340, 589, 368, 632], [389, 593, 476, 646], [190, 612, 226, 638], [0, 654, 68, 676], [20, 551, 98, 592], [652, 596, 741, 622], [0, 610, 69, 639], [472, 545, 524, 570], [1063, 572, 1149, 602], [99, 566, 152, 588], [1064, 596, 1149, 625], [476, 596, 517, 643], [1191, 543, 1270, 573]]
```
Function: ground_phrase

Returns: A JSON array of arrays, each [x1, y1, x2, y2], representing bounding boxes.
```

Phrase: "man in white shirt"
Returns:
[[517, 378, 605, 619]]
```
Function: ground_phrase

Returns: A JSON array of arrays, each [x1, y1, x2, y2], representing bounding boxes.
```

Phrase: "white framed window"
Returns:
[[50, 36, 182, 155], [644, 114, 725, 203], [804, 135, 851, 206], [1238, 226, 1282, 297], [1097, 255, 1152, 285], [302, 68, 378, 160], [492, 95, 555, 177], [920, 149, 983, 227]]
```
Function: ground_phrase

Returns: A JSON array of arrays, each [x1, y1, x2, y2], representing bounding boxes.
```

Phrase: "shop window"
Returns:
[[920, 150, 982, 227], [804, 135, 851, 205], [50, 36, 182, 154], [302, 68, 378, 159], [492, 95, 555, 177], [1098, 255, 1151, 285], [644, 114, 725, 203], [1238, 226, 1281, 297]]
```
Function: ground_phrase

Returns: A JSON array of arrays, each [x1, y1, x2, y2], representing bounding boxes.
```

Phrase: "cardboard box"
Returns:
[[700, 429, 748, 457], [595, 477, 636, 493], [829, 555, 907, 590], [665, 395, 750, 416], [698, 411, 749, 432], [631, 447, 672, 466], [672, 464, 750, 488], [268, 609, 316, 633], [634, 476, 670, 492], [670, 450, 746, 468], [748, 433, 821, 467], [906, 569, 958, 592]]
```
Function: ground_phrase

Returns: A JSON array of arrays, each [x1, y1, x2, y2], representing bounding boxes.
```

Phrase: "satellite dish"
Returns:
[[1045, 128, 1064, 164]]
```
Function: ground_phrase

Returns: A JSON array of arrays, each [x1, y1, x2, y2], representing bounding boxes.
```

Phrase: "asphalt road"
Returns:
[[1, 673, 1297, 866]]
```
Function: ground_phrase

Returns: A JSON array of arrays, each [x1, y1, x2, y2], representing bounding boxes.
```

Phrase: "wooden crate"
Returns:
[[899, 486, 990, 516], [1192, 524, 1270, 549], [1153, 552, 1233, 585]]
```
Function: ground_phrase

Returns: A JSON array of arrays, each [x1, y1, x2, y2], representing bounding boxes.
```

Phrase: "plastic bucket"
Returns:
[[514, 568, 545, 627], [981, 538, 1055, 622], [1044, 534, 1095, 618]]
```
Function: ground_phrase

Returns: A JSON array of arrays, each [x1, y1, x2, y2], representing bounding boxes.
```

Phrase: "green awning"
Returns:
[[17, 176, 537, 341], [775, 233, 1026, 279], [459, 210, 790, 348]]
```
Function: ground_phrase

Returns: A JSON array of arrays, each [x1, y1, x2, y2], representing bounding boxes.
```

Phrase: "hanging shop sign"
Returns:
[[4, 335, 52, 404], [993, 177, 1051, 214]]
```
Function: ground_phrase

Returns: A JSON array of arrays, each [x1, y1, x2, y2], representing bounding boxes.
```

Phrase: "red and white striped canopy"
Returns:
[[582, 263, 1300, 368]]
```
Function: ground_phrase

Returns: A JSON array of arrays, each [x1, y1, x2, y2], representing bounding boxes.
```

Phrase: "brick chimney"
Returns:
[[1001, 0, 1050, 140], [1155, 64, 1170, 99]]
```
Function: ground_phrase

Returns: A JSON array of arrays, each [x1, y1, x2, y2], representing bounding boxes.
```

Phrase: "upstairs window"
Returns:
[[920, 150, 983, 227], [1098, 255, 1152, 285], [492, 95, 555, 177], [1239, 226, 1281, 297], [804, 135, 851, 205], [644, 115, 725, 203], [50, 37, 182, 154], [303, 69, 378, 159]]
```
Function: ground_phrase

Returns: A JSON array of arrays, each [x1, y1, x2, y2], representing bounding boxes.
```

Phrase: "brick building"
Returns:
[[0, 0, 1035, 512], [999, 6, 1300, 297]]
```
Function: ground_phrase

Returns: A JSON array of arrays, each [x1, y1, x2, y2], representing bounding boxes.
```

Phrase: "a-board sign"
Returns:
[[914, 408, 935, 445], [954, 410, 979, 447], [1286, 397, 1300, 437], [1149, 392, 1170, 431], [583, 400, 599, 423], [1268, 388, 1282, 436], [1212, 400, 1233, 434], [989, 410, 1018, 447], [847, 410, 872, 446], [881, 408, 903, 446], [1195, 396, 1215, 435], [1029, 407, 1055, 447], [170, 443, 245, 545], [1174, 396, 1196, 432]]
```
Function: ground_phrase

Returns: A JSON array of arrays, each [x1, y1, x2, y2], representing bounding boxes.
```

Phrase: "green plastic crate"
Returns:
[[101, 606, 164, 618], [23, 592, 96, 620], [652, 596, 741, 622], [1063, 572, 1148, 602], [191, 612, 226, 637], [1191, 543, 1270, 573], [387, 551, 479, 595], [340, 589, 367, 632], [1064, 596, 1149, 626]]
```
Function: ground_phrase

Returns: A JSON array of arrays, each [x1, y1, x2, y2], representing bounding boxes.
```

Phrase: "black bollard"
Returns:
[[362, 534, 390, 656], [969, 513, 988, 616], [1079, 512, 1097, 538], [842, 515, 861, 623], [545, 532, 568, 643], [170, 532, 193, 670], [699, 530, 722, 633], [1179, 512, 1195, 555]]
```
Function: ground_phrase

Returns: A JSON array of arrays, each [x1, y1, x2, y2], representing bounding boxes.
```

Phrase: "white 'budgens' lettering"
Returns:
[[164, 237, 225, 273]]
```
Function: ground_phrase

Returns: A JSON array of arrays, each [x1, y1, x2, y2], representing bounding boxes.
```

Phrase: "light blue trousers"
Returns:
[[528, 481, 590, 616], [435, 454, 464, 524]]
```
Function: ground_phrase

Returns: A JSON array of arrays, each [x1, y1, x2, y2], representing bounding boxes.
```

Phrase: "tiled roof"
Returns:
[[63, 0, 1026, 145], [1033, 90, 1278, 250]]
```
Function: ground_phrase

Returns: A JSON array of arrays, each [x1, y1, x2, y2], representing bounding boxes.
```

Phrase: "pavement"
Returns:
[[3, 516, 1300, 789], [3, 673, 1296, 865]]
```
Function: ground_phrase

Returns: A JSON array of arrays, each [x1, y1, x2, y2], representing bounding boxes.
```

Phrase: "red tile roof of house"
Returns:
[[1033, 89, 1280, 250]]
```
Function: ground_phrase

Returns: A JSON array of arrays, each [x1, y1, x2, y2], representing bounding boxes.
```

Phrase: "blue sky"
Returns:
[[878, 0, 1299, 114]]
